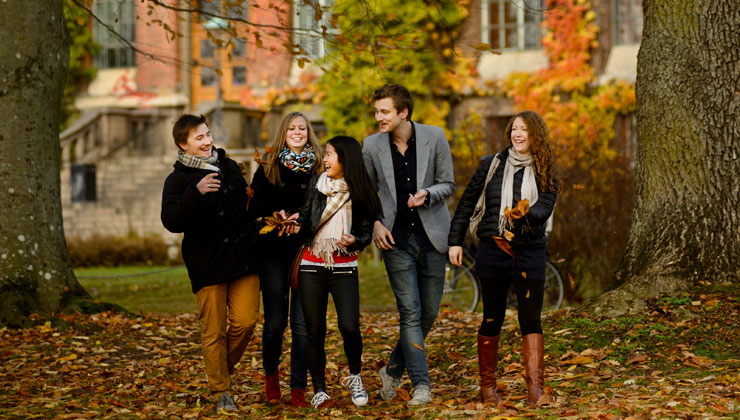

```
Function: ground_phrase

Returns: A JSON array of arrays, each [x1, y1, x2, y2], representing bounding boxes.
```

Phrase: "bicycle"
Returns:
[[440, 239, 564, 313]]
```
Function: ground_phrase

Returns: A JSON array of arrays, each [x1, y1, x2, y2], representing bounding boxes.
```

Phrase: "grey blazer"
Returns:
[[362, 122, 455, 254]]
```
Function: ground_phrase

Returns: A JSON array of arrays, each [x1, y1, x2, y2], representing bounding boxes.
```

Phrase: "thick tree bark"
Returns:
[[0, 1, 89, 327], [588, 0, 740, 318]]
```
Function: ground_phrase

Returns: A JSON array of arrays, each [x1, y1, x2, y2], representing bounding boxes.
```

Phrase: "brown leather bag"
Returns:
[[288, 244, 306, 289]]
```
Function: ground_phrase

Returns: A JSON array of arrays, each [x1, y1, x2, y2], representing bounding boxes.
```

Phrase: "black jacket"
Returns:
[[296, 174, 374, 254], [249, 163, 313, 256], [448, 148, 557, 248], [161, 148, 256, 293]]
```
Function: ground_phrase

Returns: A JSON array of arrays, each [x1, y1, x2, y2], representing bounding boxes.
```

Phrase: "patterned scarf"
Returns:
[[177, 148, 220, 173], [310, 172, 355, 266], [499, 147, 539, 234], [279, 145, 317, 173]]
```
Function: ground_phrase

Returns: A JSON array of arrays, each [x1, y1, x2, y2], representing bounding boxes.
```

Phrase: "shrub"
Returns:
[[66, 233, 177, 267]]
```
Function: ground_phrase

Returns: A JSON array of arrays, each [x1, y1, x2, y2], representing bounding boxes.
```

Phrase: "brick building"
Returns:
[[61, 0, 641, 243]]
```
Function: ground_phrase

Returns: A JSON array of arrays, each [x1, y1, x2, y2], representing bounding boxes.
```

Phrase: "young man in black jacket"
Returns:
[[161, 114, 259, 412]]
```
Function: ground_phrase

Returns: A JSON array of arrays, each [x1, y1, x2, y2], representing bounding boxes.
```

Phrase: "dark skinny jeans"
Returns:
[[258, 254, 308, 390], [475, 238, 545, 337], [298, 264, 362, 393]]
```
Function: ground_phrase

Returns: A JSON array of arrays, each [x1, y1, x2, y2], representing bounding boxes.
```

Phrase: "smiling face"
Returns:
[[374, 97, 408, 134], [323, 143, 344, 179], [179, 123, 213, 157], [510, 117, 530, 155], [285, 116, 308, 154]]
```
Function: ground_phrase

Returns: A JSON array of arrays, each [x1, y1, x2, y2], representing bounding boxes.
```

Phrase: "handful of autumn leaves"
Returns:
[[259, 211, 298, 236], [494, 199, 529, 257]]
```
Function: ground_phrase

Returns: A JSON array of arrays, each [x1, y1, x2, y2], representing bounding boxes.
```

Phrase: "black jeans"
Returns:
[[475, 239, 545, 337], [258, 254, 308, 390], [298, 264, 362, 392]]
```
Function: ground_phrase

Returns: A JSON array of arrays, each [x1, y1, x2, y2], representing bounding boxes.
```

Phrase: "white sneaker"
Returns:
[[378, 365, 400, 401], [311, 391, 330, 409], [341, 373, 369, 406], [407, 387, 432, 406]]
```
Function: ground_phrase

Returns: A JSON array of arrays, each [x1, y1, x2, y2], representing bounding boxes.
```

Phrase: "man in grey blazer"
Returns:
[[362, 84, 455, 406]]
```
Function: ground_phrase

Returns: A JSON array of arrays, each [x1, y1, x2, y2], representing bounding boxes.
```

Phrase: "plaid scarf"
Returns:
[[310, 173, 354, 266], [499, 147, 539, 234], [177, 148, 220, 173], [279, 145, 317, 173]]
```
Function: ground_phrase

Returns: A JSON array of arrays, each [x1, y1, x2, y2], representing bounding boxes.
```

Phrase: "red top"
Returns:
[[301, 247, 359, 264]]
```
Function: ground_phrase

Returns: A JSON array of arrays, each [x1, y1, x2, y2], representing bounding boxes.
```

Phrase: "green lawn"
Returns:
[[76, 259, 397, 314]]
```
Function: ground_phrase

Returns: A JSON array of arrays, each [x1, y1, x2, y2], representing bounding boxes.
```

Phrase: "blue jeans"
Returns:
[[382, 234, 446, 389], [259, 255, 308, 390]]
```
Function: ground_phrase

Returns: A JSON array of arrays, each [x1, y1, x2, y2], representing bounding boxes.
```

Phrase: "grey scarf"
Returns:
[[499, 147, 539, 234]]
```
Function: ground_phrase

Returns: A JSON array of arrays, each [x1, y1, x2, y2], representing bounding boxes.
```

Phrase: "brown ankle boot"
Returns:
[[477, 334, 501, 403], [522, 333, 544, 406]]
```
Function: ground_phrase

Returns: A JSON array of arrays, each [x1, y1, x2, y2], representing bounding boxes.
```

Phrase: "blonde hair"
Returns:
[[264, 112, 323, 185], [504, 110, 556, 192]]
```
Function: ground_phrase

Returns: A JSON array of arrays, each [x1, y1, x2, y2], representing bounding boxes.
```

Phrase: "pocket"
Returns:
[[299, 267, 318, 273]]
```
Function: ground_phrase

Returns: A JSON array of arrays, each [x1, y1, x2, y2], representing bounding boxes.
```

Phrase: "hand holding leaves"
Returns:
[[506, 199, 530, 221], [259, 211, 298, 236]]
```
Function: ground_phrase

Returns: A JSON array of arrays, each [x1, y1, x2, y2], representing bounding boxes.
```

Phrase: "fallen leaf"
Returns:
[[492, 236, 514, 257], [412, 343, 424, 351]]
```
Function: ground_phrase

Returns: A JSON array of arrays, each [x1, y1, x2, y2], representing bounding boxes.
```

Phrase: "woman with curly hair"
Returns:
[[447, 110, 557, 406]]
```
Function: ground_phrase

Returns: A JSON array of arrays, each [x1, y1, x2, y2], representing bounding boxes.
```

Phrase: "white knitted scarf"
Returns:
[[310, 173, 354, 266], [499, 147, 539, 234]]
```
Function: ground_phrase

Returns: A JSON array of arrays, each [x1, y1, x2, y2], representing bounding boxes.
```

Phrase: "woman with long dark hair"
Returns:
[[249, 112, 323, 406], [448, 110, 557, 406], [288, 136, 381, 409]]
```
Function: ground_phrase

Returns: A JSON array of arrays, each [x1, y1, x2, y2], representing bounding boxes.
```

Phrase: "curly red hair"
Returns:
[[504, 111, 556, 192]]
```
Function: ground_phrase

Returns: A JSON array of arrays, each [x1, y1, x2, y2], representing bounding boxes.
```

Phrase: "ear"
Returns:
[[399, 107, 409, 120]]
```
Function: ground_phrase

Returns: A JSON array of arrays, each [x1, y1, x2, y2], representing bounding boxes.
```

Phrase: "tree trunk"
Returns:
[[587, 0, 740, 318], [0, 1, 88, 328]]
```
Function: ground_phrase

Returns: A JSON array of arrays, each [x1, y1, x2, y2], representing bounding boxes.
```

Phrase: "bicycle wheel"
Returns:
[[543, 261, 564, 311], [440, 262, 480, 312]]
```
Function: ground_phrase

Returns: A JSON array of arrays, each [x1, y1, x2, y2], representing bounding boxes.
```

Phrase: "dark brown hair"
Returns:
[[172, 114, 207, 149], [373, 84, 413, 120]]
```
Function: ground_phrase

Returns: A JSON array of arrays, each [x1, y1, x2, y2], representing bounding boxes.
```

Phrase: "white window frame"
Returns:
[[293, 0, 334, 58], [93, 0, 137, 68], [612, 0, 643, 45], [481, 0, 545, 51]]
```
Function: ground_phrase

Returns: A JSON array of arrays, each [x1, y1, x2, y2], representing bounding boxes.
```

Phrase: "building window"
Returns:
[[233, 66, 246, 85], [93, 0, 136, 68], [613, 0, 643, 45], [294, 0, 334, 58], [232, 37, 246, 57], [201, 67, 217, 86], [200, 38, 215, 58], [481, 0, 545, 51], [243, 115, 262, 148], [70, 164, 97, 202]]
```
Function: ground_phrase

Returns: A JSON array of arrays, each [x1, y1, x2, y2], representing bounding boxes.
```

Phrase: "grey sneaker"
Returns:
[[407, 387, 432, 406], [311, 391, 330, 409], [341, 374, 368, 406], [378, 365, 400, 401], [216, 391, 238, 412]]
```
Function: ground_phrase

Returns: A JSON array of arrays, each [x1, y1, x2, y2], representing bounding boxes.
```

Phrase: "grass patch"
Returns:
[[76, 260, 398, 314]]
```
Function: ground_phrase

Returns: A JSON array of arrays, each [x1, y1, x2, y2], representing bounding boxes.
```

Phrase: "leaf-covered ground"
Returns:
[[1, 281, 738, 419]]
